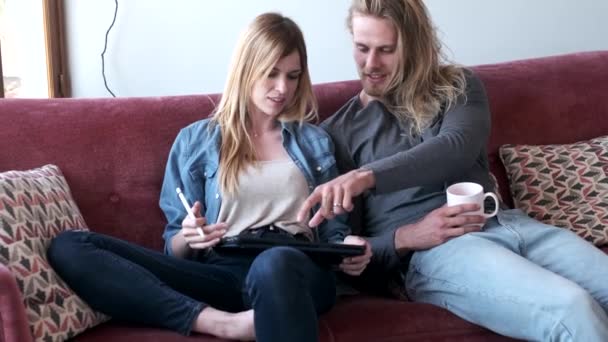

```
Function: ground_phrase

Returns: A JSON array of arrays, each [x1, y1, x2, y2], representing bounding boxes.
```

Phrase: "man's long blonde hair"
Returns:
[[212, 13, 317, 195], [347, 0, 466, 134]]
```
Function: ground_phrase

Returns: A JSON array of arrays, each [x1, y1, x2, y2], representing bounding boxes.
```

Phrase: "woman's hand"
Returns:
[[339, 235, 372, 276], [181, 201, 228, 250]]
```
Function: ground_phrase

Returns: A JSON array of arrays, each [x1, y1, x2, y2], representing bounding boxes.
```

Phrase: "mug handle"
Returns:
[[483, 192, 499, 218]]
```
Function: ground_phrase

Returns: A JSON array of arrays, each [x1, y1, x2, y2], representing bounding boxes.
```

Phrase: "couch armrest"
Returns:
[[0, 264, 32, 342]]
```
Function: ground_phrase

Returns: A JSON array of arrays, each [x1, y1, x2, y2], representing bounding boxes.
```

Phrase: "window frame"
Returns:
[[43, 0, 69, 97], [0, 42, 4, 98]]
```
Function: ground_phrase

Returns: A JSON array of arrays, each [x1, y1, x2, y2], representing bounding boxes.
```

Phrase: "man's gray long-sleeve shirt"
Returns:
[[321, 72, 493, 272]]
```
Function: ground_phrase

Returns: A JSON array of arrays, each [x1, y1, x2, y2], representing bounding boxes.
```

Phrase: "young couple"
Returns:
[[49, 1, 608, 341]]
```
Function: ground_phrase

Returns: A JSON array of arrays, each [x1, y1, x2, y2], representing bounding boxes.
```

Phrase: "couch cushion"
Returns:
[[72, 322, 227, 342], [71, 295, 517, 342], [0, 165, 108, 341], [499, 136, 608, 245], [322, 295, 517, 341]]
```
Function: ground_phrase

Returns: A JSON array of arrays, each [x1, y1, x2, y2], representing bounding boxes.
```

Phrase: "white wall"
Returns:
[[65, 0, 608, 98]]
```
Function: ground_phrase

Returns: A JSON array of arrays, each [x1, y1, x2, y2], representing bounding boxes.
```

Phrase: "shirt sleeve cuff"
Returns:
[[366, 228, 402, 271], [361, 164, 391, 195]]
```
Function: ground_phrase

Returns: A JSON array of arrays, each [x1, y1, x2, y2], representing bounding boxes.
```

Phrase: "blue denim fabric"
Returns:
[[47, 230, 336, 340], [159, 119, 349, 256], [246, 246, 336, 341], [405, 209, 608, 341]]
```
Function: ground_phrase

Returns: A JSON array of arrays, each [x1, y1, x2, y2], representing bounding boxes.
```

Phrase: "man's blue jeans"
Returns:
[[47, 230, 336, 341], [405, 209, 608, 341]]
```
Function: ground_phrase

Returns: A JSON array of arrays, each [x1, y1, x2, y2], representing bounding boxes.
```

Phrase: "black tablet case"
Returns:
[[214, 235, 365, 264]]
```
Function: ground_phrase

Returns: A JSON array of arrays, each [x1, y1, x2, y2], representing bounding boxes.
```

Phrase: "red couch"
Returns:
[[2, 51, 607, 342]]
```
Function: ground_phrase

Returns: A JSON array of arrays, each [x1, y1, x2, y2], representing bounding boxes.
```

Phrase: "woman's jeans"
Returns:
[[47, 230, 336, 341], [406, 209, 608, 342]]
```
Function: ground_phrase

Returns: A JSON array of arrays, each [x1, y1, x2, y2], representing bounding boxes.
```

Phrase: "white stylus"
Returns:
[[176, 187, 205, 238]]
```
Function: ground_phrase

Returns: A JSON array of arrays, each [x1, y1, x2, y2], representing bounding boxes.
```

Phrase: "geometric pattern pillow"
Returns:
[[499, 136, 608, 246], [0, 165, 109, 342]]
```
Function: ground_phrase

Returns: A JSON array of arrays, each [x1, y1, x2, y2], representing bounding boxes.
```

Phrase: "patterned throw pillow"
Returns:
[[0, 165, 108, 341], [499, 136, 608, 246]]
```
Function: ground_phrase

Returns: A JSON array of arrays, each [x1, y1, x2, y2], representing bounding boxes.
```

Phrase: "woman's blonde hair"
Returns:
[[212, 12, 317, 195], [347, 0, 466, 134]]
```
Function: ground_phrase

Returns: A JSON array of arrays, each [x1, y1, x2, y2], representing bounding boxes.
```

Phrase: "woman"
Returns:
[[47, 12, 371, 342]]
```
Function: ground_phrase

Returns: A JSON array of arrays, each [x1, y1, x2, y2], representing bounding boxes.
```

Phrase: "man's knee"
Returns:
[[546, 287, 607, 340], [556, 287, 601, 318]]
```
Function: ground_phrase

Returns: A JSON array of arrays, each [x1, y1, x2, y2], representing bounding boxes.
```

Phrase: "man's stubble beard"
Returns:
[[359, 70, 394, 100]]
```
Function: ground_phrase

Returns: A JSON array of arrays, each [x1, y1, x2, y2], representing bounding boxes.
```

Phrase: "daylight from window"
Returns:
[[0, 0, 49, 98]]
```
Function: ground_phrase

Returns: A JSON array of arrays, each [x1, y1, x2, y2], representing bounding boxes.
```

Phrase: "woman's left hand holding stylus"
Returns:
[[181, 201, 228, 250]]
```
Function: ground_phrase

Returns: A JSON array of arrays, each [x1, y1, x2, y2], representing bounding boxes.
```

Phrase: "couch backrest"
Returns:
[[1, 51, 607, 249], [474, 51, 608, 206], [0, 85, 362, 250], [0, 95, 217, 250]]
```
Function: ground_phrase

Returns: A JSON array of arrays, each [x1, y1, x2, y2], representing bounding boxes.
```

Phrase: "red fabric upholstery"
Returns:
[[321, 295, 516, 342], [1, 51, 607, 341], [478, 51, 608, 207], [0, 265, 32, 342]]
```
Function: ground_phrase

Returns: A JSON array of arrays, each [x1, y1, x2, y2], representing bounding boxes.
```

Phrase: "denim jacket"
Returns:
[[159, 118, 350, 256]]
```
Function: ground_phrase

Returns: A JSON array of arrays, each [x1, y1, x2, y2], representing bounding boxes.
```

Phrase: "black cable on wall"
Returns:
[[101, 0, 118, 97]]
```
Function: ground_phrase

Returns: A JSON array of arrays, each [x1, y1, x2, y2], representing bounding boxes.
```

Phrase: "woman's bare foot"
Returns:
[[193, 307, 255, 341]]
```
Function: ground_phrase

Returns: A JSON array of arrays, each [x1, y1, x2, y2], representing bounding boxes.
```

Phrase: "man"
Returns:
[[298, 0, 608, 340]]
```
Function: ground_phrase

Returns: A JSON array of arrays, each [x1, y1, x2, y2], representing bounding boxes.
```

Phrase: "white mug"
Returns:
[[446, 182, 499, 218]]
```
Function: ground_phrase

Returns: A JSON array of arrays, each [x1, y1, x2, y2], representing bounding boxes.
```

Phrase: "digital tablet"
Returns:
[[214, 235, 365, 264]]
